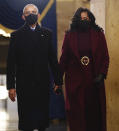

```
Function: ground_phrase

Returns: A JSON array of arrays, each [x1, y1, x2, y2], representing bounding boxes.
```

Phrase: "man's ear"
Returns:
[[22, 15, 25, 21]]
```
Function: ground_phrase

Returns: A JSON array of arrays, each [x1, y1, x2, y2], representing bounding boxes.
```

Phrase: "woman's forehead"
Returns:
[[81, 12, 88, 17]]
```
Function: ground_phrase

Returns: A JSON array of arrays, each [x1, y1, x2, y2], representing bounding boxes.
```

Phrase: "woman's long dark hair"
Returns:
[[69, 7, 103, 32]]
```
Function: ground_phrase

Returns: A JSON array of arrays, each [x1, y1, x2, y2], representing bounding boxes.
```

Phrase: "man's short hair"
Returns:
[[23, 4, 39, 14]]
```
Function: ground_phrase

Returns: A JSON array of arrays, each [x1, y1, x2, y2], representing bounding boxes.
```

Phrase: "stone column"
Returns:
[[91, 0, 119, 131], [105, 0, 119, 131], [90, 0, 105, 30]]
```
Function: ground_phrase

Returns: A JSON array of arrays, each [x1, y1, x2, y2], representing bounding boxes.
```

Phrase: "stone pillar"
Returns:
[[105, 1, 119, 131], [90, 0, 105, 30], [91, 0, 119, 131]]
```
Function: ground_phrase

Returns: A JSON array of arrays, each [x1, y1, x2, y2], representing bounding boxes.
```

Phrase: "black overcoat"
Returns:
[[6, 23, 63, 130]]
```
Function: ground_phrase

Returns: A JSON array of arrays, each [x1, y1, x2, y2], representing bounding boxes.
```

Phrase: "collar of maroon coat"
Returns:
[[68, 28, 100, 62]]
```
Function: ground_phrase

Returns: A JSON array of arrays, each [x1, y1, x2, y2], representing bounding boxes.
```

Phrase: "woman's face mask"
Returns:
[[78, 11, 90, 31], [78, 19, 90, 31]]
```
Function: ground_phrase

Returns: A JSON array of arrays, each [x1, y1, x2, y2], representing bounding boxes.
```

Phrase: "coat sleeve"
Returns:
[[99, 31, 109, 78], [48, 31, 63, 86], [59, 33, 70, 76], [6, 32, 16, 90]]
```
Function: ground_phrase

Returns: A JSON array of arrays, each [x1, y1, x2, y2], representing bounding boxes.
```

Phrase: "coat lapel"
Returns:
[[70, 32, 81, 62], [90, 29, 99, 58], [70, 29, 100, 64], [22, 23, 43, 42]]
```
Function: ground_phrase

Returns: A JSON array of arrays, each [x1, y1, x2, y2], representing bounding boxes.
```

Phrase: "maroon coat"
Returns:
[[59, 28, 109, 131]]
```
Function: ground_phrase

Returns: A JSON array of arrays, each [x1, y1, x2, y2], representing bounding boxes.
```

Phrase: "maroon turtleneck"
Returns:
[[78, 28, 92, 58], [78, 28, 94, 77]]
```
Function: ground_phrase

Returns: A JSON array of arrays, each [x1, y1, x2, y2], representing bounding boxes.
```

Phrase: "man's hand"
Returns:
[[9, 89, 16, 102], [54, 85, 62, 95]]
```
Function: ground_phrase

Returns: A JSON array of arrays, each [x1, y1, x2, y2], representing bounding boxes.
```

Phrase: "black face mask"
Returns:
[[78, 19, 90, 31], [25, 14, 38, 25]]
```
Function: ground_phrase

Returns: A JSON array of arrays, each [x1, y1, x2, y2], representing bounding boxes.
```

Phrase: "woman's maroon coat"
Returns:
[[59, 28, 109, 131]]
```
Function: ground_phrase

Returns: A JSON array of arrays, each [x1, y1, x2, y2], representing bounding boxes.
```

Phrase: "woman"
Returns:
[[59, 8, 109, 131]]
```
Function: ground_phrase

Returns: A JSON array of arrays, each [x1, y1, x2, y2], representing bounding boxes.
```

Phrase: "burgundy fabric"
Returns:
[[59, 28, 109, 131]]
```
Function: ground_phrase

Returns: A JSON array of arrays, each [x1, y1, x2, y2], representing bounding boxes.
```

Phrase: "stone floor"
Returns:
[[0, 99, 67, 131]]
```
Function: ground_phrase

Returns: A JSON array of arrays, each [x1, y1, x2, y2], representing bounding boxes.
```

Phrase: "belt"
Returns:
[[81, 56, 90, 66]]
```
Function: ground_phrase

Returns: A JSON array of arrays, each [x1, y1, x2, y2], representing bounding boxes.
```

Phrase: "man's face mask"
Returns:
[[25, 14, 38, 25], [78, 19, 90, 31]]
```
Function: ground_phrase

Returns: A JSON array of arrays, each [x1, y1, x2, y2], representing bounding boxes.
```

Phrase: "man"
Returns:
[[59, 8, 109, 131], [7, 4, 63, 131]]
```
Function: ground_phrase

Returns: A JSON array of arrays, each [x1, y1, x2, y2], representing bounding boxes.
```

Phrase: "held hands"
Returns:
[[9, 89, 16, 102], [54, 85, 62, 95]]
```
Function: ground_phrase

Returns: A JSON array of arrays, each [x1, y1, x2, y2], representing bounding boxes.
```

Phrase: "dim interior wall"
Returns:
[[105, 0, 119, 131], [56, 1, 75, 60]]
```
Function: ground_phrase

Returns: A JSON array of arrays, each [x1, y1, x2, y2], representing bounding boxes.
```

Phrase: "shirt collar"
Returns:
[[30, 26, 36, 31]]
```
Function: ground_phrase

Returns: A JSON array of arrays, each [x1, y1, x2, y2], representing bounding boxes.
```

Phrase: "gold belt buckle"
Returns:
[[81, 56, 90, 66]]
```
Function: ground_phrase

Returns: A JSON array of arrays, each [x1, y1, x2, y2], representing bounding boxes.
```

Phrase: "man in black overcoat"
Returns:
[[6, 4, 63, 131]]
